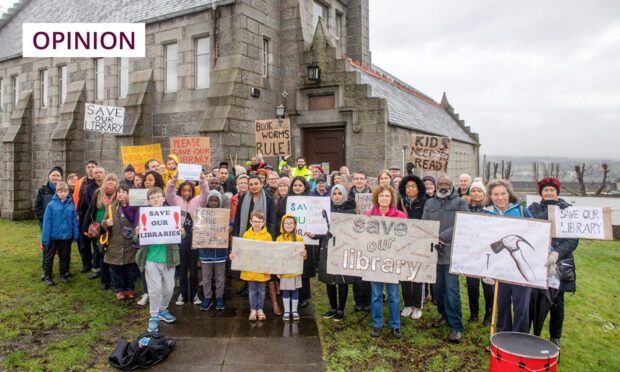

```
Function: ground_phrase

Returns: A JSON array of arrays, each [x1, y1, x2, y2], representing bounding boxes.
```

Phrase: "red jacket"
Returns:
[[365, 207, 406, 219]]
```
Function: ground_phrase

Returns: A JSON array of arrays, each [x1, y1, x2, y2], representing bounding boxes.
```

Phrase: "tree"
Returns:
[[595, 163, 610, 196], [574, 163, 587, 196]]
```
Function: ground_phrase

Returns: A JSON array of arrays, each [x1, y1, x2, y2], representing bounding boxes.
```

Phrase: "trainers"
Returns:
[[401, 306, 413, 317], [257, 309, 267, 321], [333, 310, 344, 322], [44, 277, 55, 286], [158, 309, 176, 323], [200, 298, 212, 311], [448, 330, 463, 343], [283, 312, 291, 322], [370, 327, 380, 337], [411, 308, 422, 320], [175, 294, 185, 306], [59, 275, 69, 283], [137, 294, 149, 306], [193, 294, 202, 305], [292, 312, 300, 321], [216, 297, 225, 310], [148, 317, 159, 332], [249, 309, 257, 321], [392, 328, 402, 339], [323, 309, 337, 319]]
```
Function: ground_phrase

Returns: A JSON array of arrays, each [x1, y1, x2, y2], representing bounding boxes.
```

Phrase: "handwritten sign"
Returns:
[[255, 118, 291, 157], [177, 163, 202, 181], [128, 189, 148, 207], [170, 136, 211, 166], [84, 103, 124, 134], [231, 237, 304, 274], [192, 208, 230, 249], [138, 206, 182, 245], [409, 134, 451, 172], [355, 193, 374, 215], [121, 144, 163, 174], [548, 206, 613, 240], [326, 213, 439, 284], [450, 212, 551, 289], [286, 196, 331, 245]]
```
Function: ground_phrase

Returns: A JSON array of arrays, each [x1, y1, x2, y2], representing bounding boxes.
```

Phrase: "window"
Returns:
[[40, 69, 48, 107], [312, 1, 328, 31], [12, 75, 18, 106], [195, 37, 210, 89], [59, 66, 67, 105], [95, 58, 104, 100], [262, 38, 269, 78], [118, 57, 129, 98], [335, 13, 343, 48], [0, 79, 3, 112], [165, 43, 177, 92]]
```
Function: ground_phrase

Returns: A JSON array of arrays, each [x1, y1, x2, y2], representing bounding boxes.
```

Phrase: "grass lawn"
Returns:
[[311, 240, 620, 371]]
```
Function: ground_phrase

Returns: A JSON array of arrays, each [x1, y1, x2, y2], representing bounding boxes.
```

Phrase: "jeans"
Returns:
[[435, 264, 463, 332], [466, 277, 494, 318], [326, 284, 349, 311], [43, 240, 71, 277], [202, 262, 226, 299], [109, 263, 139, 292], [371, 282, 400, 329], [248, 281, 266, 310], [401, 281, 424, 308], [497, 282, 531, 333], [178, 239, 199, 301]]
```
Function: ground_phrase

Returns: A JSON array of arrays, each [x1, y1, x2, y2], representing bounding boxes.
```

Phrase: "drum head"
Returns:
[[491, 332, 559, 359]]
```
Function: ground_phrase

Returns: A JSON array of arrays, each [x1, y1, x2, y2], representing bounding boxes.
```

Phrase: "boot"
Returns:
[[267, 281, 282, 316]]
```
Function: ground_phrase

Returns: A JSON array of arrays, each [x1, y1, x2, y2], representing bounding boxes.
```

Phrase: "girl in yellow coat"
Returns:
[[276, 214, 307, 321], [229, 210, 272, 321]]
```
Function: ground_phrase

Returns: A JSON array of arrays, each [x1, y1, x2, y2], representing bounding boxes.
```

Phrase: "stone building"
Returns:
[[0, 0, 479, 219]]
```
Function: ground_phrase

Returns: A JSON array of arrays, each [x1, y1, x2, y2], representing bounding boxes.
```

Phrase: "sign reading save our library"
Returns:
[[548, 206, 613, 240], [84, 103, 124, 134], [139, 206, 182, 245]]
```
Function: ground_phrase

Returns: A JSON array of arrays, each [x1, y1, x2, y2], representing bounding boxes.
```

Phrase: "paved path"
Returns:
[[152, 281, 325, 371]]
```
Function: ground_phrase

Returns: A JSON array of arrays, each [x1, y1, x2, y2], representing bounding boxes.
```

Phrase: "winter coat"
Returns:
[[102, 201, 137, 266], [528, 199, 579, 292], [239, 227, 273, 282], [347, 185, 372, 201], [318, 200, 357, 285], [397, 195, 427, 220], [161, 154, 184, 189], [365, 206, 407, 218], [34, 182, 56, 225], [422, 189, 470, 264], [41, 195, 79, 245], [232, 192, 277, 239], [483, 202, 532, 218], [165, 178, 209, 223], [468, 203, 485, 214], [276, 215, 305, 278]]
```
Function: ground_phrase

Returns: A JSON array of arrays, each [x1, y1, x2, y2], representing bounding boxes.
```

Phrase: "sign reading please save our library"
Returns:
[[139, 206, 182, 245]]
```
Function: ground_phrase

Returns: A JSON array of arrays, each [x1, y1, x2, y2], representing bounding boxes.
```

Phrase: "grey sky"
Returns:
[[369, 0, 620, 159]]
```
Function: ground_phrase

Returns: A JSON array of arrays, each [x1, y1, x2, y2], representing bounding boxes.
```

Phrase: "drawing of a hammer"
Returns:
[[490, 235, 536, 282]]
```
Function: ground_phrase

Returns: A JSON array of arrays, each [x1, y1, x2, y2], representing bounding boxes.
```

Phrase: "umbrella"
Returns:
[[530, 288, 559, 336]]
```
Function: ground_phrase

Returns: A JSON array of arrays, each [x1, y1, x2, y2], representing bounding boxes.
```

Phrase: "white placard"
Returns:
[[128, 189, 148, 207], [231, 237, 305, 275], [177, 163, 202, 181], [450, 212, 552, 289], [84, 103, 124, 134], [138, 206, 182, 245], [286, 196, 331, 245], [549, 206, 613, 240]]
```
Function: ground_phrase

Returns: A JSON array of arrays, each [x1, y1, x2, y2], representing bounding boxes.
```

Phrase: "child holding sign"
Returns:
[[229, 210, 272, 321], [134, 187, 185, 333], [276, 214, 307, 321]]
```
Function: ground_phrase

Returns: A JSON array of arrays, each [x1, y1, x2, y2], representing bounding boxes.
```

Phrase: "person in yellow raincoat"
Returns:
[[276, 214, 306, 321]]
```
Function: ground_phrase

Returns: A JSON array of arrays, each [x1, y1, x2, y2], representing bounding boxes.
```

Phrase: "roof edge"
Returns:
[[387, 121, 477, 145], [0, 0, 32, 32]]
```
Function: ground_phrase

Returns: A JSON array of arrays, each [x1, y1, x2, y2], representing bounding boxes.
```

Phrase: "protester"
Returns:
[[144, 159, 160, 173], [143, 171, 164, 189], [133, 173, 144, 189], [233, 175, 277, 240], [308, 167, 322, 191], [219, 168, 237, 195], [280, 155, 312, 180], [313, 176, 329, 196], [247, 155, 267, 173], [366, 185, 406, 339], [378, 170, 392, 188], [67, 173, 78, 194], [256, 168, 269, 185], [458, 173, 472, 197], [330, 172, 342, 186], [397, 175, 427, 320], [101, 184, 139, 300], [74, 160, 98, 274], [423, 176, 436, 198], [121, 165, 136, 189], [265, 171, 279, 196], [40, 182, 79, 286], [422, 175, 469, 342], [199, 190, 227, 311], [276, 214, 306, 321], [339, 165, 350, 176], [35, 166, 64, 227], [393, 176, 403, 191], [135, 186, 183, 332], [161, 154, 183, 188], [348, 171, 371, 199], [81, 166, 106, 279], [388, 165, 401, 179], [528, 177, 578, 347], [230, 174, 249, 222], [207, 176, 231, 208], [230, 210, 272, 321], [483, 179, 532, 334]]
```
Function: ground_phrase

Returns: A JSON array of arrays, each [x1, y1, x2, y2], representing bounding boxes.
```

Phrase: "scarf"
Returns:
[[239, 189, 267, 235], [47, 181, 56, 192]]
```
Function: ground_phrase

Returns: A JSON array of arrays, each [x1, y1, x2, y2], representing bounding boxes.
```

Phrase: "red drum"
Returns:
[[489, 332, 559, 372]]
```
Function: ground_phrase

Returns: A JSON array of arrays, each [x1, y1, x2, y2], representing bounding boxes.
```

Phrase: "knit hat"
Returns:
[[316, 175, 326, 184], [538, 177, 561, 195], [49, 166, 64, 177], [422, 175, 436, 186], [277, 177, 291, 186], [257, 169, 269, 177], [469, 177, 487, 195], [124, 164, 135, 173], [233, 165, 247, 177]]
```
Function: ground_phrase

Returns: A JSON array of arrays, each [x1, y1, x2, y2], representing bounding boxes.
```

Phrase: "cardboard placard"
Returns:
[[255, 118, 291, 157], [170, 136, 211, 166], [84, 103, 124, 134], [138, 206, 182, 245], [286, 196, 331, 245], [409, 134, 451, 172], [192, 208, 230, 249], [326, 213, 440, 284], [354, 193, 374, 215], [121, 144, 163, 174], [548, 206, 613, 240], [128, 189, 148, 207], [231, 237, 305, 275], [177, 163, 202, 181], [450, 212, 552, 289]]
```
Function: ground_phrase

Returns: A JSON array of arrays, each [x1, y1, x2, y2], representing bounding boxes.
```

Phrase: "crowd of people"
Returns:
[[35, 153, 577, 347]]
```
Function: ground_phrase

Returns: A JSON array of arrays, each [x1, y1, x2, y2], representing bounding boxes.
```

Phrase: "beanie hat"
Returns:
[[49, 166, 64, 178], [538, 177, 561, 195], [469, 178, 487, 195], [277, 177, 291, 186], [124, 164, 135, 173], [422, 176, 436, 186]]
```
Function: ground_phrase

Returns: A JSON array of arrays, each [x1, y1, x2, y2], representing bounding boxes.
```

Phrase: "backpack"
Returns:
[[108, 332, 176, 370]]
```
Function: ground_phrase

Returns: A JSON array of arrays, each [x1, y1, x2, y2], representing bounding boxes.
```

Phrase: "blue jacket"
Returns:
[[41, 195, 79, 245], [483, 202, 532, 218]]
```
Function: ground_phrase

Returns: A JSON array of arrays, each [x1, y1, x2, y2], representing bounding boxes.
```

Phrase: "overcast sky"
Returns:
[[369, 0, 619, 159]]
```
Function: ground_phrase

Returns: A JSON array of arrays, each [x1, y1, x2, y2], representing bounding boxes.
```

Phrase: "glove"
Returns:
[[557, 199, 571, 210], [545, 251, 559, 267], [405, 162, 415, 176]]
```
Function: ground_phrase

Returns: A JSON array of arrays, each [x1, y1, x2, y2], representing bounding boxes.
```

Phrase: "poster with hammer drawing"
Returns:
[[138, 206, 182, 245], [450, 212, 552, 289]]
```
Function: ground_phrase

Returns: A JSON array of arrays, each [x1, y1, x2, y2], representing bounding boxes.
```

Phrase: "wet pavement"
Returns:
[[152, 280, 325, 371]]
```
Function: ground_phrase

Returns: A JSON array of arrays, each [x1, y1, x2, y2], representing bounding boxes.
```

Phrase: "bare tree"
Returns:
[[595, 163, 610, 196], [492, 162, 499, 179], [574, 163, 587, 196], [502, 160, 513, 180]]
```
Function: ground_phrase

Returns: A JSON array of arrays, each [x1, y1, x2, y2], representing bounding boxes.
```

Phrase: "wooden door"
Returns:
[[302, 128, 345, 168]]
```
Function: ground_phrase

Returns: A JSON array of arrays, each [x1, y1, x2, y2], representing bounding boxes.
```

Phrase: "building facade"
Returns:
[[0, 0, 479, 219]]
